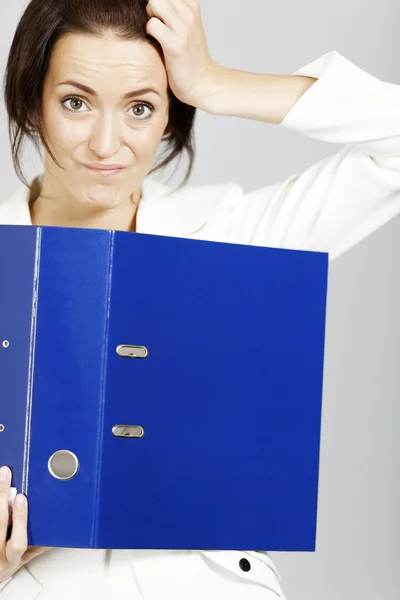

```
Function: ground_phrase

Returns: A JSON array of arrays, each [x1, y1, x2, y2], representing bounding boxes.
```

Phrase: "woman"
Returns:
[[0, 0, 399, 598]]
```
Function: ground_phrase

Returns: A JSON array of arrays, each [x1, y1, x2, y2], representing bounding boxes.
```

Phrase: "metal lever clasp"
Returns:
[[112, 425, 144, 438], [116, 345, 148, 359]]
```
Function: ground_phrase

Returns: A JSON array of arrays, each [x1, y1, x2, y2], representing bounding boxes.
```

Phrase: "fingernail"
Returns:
[[0, 466, 10, 482], [16, 494, 26, 509]]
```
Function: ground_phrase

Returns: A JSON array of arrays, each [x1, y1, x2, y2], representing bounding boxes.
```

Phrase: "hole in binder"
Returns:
[[2, 341, 10, 349], [116, 345, 148, 359], [112, 425, 144, 438], [48, 450, 79, 481]]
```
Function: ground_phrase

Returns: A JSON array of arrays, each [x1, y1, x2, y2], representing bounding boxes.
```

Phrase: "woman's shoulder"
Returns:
[[143, 177, 243, 205], [139, 178, 246, 237]]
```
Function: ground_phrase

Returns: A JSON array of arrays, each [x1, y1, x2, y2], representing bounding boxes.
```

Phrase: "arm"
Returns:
[[197, 66, 317, 125], [146, 0, 400, 162], [211, 50, 400, 258], [203, 51, 400, 164], [202, 51, 400, 163], [146, 0, 316, 125], [146, 0, 400, 260], [199, 52, 400, 164]]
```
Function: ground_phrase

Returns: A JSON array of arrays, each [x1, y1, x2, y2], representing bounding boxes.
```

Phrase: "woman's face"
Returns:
[[41, 32, 170, 209]]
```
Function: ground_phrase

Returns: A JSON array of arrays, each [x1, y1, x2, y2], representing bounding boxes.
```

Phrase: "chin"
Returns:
[[83, 184, 127, 209]]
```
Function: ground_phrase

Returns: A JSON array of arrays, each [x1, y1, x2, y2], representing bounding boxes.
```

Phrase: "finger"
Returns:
[[146, 0, 187, 32], [168, 0, 197, 23], [146, 1, 155, 19], [146, 17, 175, 49], [180, 0, 201, 14], [21, 546, 52, 564], [0, 467, 12, 555], [5, 495, 28, 567]]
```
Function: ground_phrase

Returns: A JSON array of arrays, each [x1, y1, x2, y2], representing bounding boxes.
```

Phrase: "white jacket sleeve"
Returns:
[[217, 51, 400, 259], [280, 50, 400, 160]]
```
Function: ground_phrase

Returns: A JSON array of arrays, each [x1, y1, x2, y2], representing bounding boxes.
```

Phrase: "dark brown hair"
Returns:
[[3, 0, 196, 187]]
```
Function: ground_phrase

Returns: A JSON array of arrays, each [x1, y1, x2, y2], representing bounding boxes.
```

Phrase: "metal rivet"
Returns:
[[0, 425, 5, 433], [48, 450, 79, 481], [2, 341, 10, 349]]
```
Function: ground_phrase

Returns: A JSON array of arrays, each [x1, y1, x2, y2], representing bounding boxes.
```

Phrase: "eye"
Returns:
[[62, 97, 89, 113], [129, 102, 153, 120]]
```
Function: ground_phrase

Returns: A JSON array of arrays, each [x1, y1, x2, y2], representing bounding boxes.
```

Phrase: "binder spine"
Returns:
[[92, 231, 115, 548], [26, 227, 116, 547], [23, 227, 42, 494]]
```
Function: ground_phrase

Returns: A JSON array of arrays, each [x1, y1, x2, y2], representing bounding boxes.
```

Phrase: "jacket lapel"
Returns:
[[0, 567, 43, 600], [0, 185, 32, 225]]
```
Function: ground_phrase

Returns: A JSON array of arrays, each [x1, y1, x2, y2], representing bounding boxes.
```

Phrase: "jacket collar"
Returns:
[[0, 181, 34, 225]]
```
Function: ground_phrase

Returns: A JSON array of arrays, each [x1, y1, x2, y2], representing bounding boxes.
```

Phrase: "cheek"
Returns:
[[43, 109, 88, 153], [126, 123, 165, 160]]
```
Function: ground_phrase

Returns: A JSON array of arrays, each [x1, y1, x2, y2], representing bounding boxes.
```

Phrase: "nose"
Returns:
[[88, 113, 121, 159]]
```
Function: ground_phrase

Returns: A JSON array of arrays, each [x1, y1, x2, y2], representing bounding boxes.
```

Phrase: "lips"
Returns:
[[84, 163, 126, 176]]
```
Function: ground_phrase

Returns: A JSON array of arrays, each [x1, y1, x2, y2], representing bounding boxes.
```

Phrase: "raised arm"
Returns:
[[145, 0, 400, 260], [193, 66, 317, 125], [146, 0, 316, 122], [146, 0, 400, 163]]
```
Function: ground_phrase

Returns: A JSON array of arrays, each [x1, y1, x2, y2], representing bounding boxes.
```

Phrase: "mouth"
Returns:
[[83, 163, 127, 177]]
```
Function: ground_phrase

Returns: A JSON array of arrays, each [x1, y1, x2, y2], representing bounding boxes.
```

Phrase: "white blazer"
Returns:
[[0, 50, 399, 600]]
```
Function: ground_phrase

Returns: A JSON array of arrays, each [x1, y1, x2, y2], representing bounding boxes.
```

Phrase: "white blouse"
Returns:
[[0, 50, 399, 600]]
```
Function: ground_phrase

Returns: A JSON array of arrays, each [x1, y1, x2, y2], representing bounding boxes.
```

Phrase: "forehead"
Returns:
[[47, 32, 168, 91]]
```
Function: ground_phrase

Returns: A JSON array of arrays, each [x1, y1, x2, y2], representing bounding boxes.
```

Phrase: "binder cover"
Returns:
[[0, 225, 328, 550]]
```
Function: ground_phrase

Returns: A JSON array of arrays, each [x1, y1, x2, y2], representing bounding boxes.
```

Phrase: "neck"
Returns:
[[30, 174, 141, 233]]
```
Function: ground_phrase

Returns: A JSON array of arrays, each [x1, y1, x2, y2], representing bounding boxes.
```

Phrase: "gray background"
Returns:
[[1, 1, 399, 598]]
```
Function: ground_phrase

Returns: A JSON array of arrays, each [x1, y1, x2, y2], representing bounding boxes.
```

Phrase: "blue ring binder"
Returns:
[[0, 224, 328, 551]]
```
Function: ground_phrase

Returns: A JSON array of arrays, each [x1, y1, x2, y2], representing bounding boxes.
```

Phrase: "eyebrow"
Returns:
[[57, 80, 161, 99]]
